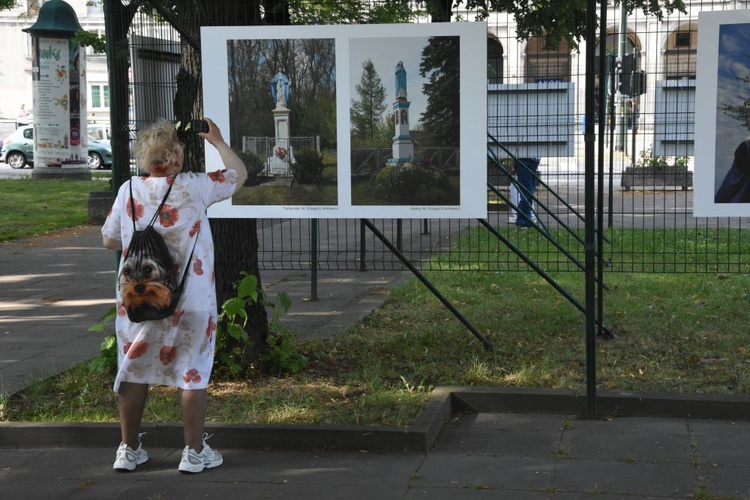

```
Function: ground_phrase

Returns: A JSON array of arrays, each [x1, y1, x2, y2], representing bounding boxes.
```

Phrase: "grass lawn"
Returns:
[[4, 236, 750, 427], [0, 178, 108, 242], [2, 176, 749, 428]]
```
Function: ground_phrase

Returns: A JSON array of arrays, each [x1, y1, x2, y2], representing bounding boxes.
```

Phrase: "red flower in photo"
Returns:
[[183, 368, 201, 384], [127, 340, 149, 359], [122, 341, 132, 354], [171, 309, 184, 327], [208, 169, 227, 183], [193, 258, 204, 276], [126, 198, 145, 222], [189, 220, 201, 237], [206, 315, 216, 338], [158, 204, 179, 227], [159, 345, 177, 365]]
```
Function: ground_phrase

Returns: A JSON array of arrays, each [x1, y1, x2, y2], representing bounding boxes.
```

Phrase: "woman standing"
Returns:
[[102, 117, 247, 473]]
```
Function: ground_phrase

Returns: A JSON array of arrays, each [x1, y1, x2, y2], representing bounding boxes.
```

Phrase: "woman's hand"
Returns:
[[198, 118, 225, 147], [198, 117, 248, 186]]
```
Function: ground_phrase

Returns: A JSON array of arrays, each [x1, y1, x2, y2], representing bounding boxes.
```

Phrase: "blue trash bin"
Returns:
[[515, 158, 540, 227]]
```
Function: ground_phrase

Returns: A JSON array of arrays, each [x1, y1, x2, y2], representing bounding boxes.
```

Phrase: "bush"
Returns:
[[372, 162, 451, 205], [290, 149, 325, 185], [635, 145, 689, 169], [236, 150, 267, 186]]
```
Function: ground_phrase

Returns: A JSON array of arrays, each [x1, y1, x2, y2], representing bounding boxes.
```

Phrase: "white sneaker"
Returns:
[[113, 442, 148, 472], [178, 433, 223, 473], [508, 214, 517, 223]]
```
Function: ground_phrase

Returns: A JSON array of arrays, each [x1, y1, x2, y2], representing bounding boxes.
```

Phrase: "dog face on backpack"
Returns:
[[119, 247, 177, 313]]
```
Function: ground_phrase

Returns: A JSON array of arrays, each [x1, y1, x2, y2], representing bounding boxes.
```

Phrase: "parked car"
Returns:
[[87, 123, 111, 144], [0, 125, 112, 170], [88, 122, 137, 160]]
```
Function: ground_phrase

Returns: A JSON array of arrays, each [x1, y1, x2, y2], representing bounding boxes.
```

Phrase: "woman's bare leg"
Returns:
[[178, 388, 207, 451], [117, 382, 149, 447]]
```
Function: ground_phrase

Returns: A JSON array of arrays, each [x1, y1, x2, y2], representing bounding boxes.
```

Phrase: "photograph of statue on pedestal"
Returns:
[[695, 10, 750, 216], [202, 36, 337, 209], [349, 36, 462, 207], [200, 22, 486, 219]]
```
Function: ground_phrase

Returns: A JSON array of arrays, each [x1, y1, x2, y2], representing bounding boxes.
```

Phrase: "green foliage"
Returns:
[[448, 0, 686, 49], [88, 307, 118, 375], [372, 163, 452, 205], [419, 36, 460, 147], [215, 271, 305, 377], [288, 0, 420, 24], [299, 97, 337, 149], [351, 59, 388, 143], [236, 150, 267, 186], [291, 149, 325, 185], [635, 145, 689, 169], [721, 70, 750, 133], [214, 272, 257, 378], [262, 292, 309, 375], [73, 29, 106, 54]]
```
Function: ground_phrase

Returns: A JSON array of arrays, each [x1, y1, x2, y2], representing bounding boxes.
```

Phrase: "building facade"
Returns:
[[0, 0, 109, 128]]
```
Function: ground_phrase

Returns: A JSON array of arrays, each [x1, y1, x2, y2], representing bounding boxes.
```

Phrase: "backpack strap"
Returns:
[[175, 231, 199, 296]]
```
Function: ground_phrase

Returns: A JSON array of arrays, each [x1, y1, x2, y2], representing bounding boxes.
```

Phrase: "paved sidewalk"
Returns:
[[3, 412, 750, 498]]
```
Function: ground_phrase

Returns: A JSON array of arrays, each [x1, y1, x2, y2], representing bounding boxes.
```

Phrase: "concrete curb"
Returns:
[[3, 387, 750, 452], [449, 386, 750, 421]]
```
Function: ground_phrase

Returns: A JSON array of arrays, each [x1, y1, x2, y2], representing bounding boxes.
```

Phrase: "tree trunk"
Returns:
[[173, 0, 271, 369]]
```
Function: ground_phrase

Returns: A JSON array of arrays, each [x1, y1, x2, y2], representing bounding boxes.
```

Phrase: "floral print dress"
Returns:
[[101, 170, 238, 392]]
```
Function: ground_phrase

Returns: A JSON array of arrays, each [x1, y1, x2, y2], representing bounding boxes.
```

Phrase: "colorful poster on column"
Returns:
[[201, 22, 488, 219], [32, 37, 86, 167]]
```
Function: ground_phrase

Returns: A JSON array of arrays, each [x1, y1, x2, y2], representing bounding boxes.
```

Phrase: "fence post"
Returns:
[[359, 219, 367, 272], [310, 218, 318, 301], [422, 219, 430, 235]]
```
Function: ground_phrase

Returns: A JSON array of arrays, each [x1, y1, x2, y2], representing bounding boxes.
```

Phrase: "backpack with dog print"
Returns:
[[119, 177, 196, 323]]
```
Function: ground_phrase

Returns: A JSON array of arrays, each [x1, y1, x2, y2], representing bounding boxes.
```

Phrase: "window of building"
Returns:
[[26, 0, 49, 13], [664, 22, 697, 79], [525, 36, 571, 83], [675, 32, 691, 48], [90, 84, 110, 109], [87, 1, 104, 17], [488, 37, 504, 84]]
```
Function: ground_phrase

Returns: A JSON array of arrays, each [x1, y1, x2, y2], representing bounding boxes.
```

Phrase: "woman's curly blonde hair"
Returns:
[[134, 118, 184, 175]]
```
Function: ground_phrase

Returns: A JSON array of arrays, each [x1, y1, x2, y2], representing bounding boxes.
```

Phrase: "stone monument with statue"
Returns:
[[387, 61, 415, 166], [268, 71, 294, 174]]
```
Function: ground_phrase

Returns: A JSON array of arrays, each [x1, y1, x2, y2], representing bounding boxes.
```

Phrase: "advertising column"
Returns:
[[24, 0, 90, 180]]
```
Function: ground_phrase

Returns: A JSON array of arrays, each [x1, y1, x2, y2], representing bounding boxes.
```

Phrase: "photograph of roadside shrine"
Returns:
[[200, 23, 486, 218], [349, 35, 461, 207], [225, 37, 337, 208]]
